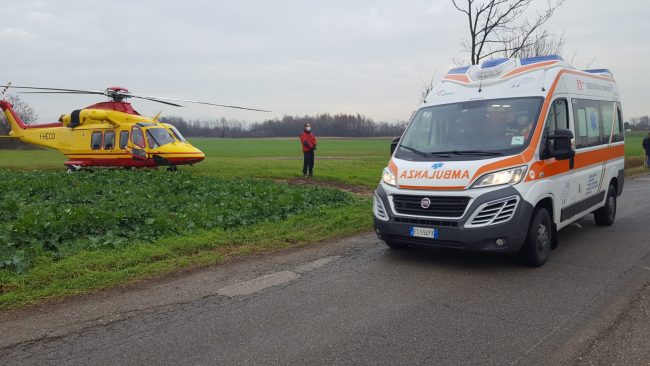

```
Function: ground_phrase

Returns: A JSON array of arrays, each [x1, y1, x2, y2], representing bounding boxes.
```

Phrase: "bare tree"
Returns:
[[505, 30, 565, 59], [452, 0, 564, 65], [0, 94, 39, 135], [419, 72, 436, 102]]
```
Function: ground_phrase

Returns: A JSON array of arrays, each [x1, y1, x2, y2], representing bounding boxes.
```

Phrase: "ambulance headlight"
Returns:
[[472, 166, 527, 189], [382, 168, 397, 187]]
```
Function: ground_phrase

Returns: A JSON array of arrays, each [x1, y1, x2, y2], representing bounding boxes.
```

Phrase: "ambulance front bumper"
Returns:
[[373, 184, 534, 253]]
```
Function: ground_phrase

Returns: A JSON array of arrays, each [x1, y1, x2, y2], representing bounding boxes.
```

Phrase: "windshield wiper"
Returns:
[[399, 144, 429, 157], [431, 150, 503, 156]]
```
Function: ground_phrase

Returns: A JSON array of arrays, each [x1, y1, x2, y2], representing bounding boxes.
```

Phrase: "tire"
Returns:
[[520, 208, 552, 267], [594, 183, 617, 226]]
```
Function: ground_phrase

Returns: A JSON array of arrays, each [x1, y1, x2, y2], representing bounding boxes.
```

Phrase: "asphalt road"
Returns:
[[2, 174, 650, 366]]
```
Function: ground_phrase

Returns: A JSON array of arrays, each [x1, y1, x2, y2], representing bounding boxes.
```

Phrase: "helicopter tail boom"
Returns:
[[0, 100, 26, 137]]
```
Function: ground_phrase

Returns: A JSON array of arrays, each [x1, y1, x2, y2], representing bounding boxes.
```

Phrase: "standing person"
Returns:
[[300, 123, 317, 177], [643, 131, 650, 168]]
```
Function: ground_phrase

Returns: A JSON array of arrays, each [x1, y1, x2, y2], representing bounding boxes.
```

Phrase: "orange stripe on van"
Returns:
[[500, 60, 559, 79], [469, 155, 527, 184], [398, 185, 466, 191], [443, 74, 470, 83], [472, 69, 619, 185], [388, 159, 398, 176], [526, 144, 625, 182]]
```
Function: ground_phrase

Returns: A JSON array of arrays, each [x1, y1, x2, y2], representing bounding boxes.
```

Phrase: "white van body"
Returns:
[[373, 56, 624, 266]]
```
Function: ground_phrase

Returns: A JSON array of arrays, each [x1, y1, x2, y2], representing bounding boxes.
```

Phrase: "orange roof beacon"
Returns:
[[0, 84, 269, 171], [374, 56, 624, 267]]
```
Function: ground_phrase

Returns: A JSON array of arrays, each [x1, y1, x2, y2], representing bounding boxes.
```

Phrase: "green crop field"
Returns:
[[624, 131, 648, 157], [0, 138, 389, 309]]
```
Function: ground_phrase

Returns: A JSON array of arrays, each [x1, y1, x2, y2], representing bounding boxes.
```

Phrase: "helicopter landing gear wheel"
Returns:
[[166, 165, 178, 172], [66, 165, 82, 173]]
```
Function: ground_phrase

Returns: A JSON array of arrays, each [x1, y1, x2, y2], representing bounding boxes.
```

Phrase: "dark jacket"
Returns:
[[643, 136, 650, 155]]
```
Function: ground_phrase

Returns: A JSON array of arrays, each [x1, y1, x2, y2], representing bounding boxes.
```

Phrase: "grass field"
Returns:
[[0, 138, 392, 189], [624, 131, 648, 157], [0, 134, 647, 309]]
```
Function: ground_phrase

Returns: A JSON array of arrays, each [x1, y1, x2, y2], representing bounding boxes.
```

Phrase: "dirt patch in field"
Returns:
[[270, 156, 383, 160], [277, 178, 373, 195]]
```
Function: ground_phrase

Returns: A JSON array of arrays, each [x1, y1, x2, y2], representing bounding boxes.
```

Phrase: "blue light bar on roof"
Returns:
[[583, 69, 613, 75], [520, 55, 564, 65], [448, 66, 470, 74], [481, 58, 509, 69]]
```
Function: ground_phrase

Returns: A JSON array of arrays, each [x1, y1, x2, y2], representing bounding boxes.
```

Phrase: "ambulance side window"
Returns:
[[91, 131, 103, 150], [104, 130, 115, 150], [545, 99, 568, 135], [573, 99, 603, 149], [601, 102, 615, 144], [612, 105, 624, 142], [119, 131, 130, 149]]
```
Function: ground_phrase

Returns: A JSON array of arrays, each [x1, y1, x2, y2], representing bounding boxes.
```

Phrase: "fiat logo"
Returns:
[[420, 197, 431, 209]]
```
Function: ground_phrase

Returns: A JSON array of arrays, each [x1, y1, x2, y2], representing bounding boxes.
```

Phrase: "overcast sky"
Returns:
[[1, 0, 648, 123]]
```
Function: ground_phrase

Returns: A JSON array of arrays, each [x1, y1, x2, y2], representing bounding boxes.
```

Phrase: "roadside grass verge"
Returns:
[[0, 195, 372, 310]]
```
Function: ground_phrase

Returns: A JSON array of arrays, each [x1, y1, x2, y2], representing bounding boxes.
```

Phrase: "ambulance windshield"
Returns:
[[397, 97, 543, 160]]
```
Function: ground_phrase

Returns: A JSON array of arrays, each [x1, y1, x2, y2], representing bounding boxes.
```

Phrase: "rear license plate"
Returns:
[[409, 227, 438, 239]]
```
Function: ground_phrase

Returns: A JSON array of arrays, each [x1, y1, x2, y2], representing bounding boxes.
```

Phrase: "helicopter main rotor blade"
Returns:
[[128, 95, 184, 107], [0, 85, 106, 94], [19, 91, 184, 107], [1, 85, 272, 112], [19, 91, 106, 95], [122, 93, 271, 112]]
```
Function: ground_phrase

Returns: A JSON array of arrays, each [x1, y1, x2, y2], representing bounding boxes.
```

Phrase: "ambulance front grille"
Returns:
[[467, 196, 519, 227], [392, 195, 470, 218]]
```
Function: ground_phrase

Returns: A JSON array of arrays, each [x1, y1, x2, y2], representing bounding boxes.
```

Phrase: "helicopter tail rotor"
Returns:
[[0, 82, 12, 100]]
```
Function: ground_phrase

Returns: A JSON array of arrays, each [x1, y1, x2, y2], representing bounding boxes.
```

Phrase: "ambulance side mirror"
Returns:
[[390, 137, 400, 155], [548, 129, 575, 162]]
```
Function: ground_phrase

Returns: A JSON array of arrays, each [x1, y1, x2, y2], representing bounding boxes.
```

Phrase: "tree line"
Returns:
[[627, 116, 649, 131], [160, 114, 408, 138]]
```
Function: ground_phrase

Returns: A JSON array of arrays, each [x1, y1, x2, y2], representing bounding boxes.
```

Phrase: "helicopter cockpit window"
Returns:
[[132, 127, 145, 148], [119, 131, 129, 149], [91, 131, 103, 150], [146, 128, 175, 149], [104, 131, 115, 150], [167, 125, 187, 143]]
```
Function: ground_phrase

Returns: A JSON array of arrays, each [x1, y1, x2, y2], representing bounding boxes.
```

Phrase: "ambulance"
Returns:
[[373, 55, 624, 266]]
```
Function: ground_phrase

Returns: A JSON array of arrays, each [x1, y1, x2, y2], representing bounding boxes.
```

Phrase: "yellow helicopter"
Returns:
[[0, 84, 269, 171]]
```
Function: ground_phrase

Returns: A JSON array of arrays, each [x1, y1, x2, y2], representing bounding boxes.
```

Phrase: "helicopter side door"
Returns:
[[129, 126, 148, 160]]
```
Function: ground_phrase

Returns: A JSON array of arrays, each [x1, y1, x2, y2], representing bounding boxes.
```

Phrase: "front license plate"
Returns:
[[409, 227, 438, 239]]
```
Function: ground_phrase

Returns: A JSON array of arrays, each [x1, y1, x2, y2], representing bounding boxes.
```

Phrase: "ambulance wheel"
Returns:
[[594, 183, 617, 226], [520, 207, 551, 267]]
